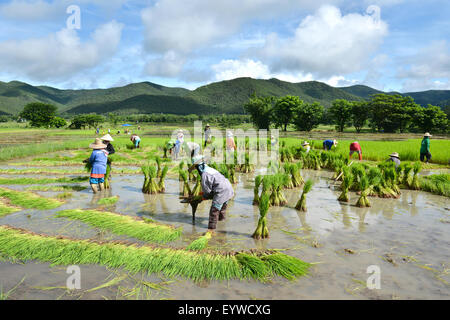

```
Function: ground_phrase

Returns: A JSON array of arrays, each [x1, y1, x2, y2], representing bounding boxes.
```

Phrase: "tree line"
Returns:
[[244, 93, 449, 133]]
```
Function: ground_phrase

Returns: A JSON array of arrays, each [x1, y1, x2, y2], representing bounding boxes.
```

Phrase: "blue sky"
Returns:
[[0, 0, 448, 92]]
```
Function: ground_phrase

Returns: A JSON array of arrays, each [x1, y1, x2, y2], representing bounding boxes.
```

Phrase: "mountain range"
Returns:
[[0, 78, 449, 116]]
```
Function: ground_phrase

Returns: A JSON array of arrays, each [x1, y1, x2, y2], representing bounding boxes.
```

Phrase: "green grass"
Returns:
[[0, 176, 88, 185], [186, 232, 212, 251], [55, 209, 182, 244], [419, 174, 450, 197], [0, 200, 20, 217], [0, 225, 311, 282], [0, 187, 64, 210], [97, 196, 119, 206], [26, 185, 87, 192]]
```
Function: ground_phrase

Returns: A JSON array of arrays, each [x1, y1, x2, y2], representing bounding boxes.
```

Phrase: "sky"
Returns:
[[0, 0, 448, 92]]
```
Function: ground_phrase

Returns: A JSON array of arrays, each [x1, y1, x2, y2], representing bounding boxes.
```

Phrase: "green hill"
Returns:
[[338, 85, 384, 99]]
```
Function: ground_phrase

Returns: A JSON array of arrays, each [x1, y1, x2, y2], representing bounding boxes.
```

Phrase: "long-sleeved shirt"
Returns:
[[204, 129, 211, 142], [420, 138, 430, 154], [185, 141, 200, 156], [89, 149, 107, 175], [387, 156, 401, 168], [201, 166, 234, 205], [323, 139, 334, 150], [350, 142, 361, 151], [105, 143, 115, 155]]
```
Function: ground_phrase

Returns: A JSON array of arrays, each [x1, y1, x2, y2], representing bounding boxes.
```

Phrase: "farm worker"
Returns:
[[323, 139, 337, 151], [130, 134, 141, 148], [101, 134, 115, 155], [88, 138, 108, 193], [173, 132, 184, 159], [189, 155, 234, 232], [271, 135, 278, 147], [226, 131, 236, 151], [96, 127, 100, 135], [204, 124, 211, 147], [108, 129, 111, 134], [302, 141, 310, 153], [420, 132, 432, 163], [387, 152, 401, 168], [349, 141, 362, 160], [183, 141, 201, 157]]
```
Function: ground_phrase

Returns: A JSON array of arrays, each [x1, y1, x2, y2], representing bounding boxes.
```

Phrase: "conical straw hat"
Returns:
[[89, 138, 107, 149], [389, 152, 399, 158], [100, 134, 114, 141]]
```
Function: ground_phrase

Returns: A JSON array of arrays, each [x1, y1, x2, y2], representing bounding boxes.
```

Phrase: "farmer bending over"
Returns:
[[130, 134, 141, 149], [349, 141, 362, 160], [387, 152, 401, 168], [420, 132, 432, 163], [88, 138, 108, 193], [323, 139, 337, 151], [188, 155, 234, 232]]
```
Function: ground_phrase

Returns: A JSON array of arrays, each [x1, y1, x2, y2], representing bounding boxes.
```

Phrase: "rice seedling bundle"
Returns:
[[240, 154, 255, 173], [261, 175, 272, 198], [269, 175, 281, 206], [419, 174, 450, 197], [0, 225, 310, 282], [55, 209, 182, 244], [252, 194, 270, 239], [97, 196, 119, 206], [227, 164, 237, 184], [155, 157, 162, 178], [381, 163, 401, 197], [179, 170, 191, 197], [186, 232, 212, 251], [191, 173, 202, 197], [253, 175, 263, 205], [141, 165, 158, 194], [355, 175, 371, 208], [410, 162, 422, 190], [332, 159, 345, 180], [338, 167, 353, 202], [157, 165, 169, 192], [0, 200, 20, 218], [401, 164, 413, 188], [295, 180, 313, 211], [0, 187, 63, 210], [218, 164, 230, 179], [178, 161, 185, 181]]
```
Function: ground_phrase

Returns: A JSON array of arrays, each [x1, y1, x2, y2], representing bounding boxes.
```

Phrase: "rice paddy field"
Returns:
[[0, 127, 448, 300]]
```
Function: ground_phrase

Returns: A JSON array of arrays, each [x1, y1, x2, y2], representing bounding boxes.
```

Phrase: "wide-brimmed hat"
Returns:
[[424, 132, 432, 137], [389, 152, 400, 158], [89, 138, 107, 149], [302, 141, 309, 146], [227, 131, 233, 138], [205, 124, 210, 127], [333, 139, 338, 145], [100, 134, 114, 142], [188, 154, 205, 172]]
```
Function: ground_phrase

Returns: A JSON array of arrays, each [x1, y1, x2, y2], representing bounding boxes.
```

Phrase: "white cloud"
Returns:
[[0, 20, 123, 81], [145, 51, 186, 77], [256, 5, 388, 78], [363, 0, 405, 7]]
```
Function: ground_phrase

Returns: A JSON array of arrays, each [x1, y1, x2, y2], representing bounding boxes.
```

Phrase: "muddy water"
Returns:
[[0, 170, 449, 300]]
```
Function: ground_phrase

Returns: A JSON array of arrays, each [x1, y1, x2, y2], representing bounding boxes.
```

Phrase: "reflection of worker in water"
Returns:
[[188, 155, 234, 232]]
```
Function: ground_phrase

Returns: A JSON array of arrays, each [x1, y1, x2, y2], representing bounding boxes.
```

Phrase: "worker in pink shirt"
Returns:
[[349, 141, 362, 160]]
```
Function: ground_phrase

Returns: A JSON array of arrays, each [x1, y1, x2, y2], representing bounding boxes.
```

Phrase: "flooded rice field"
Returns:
[[0, 164, 448, 300]]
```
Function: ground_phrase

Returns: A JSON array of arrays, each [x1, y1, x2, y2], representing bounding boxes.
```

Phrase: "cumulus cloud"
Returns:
[[397, 41, 450, 91], [145, 51, 186, 77], [256, 5, 388, 78], [0, 20, 123, 80]]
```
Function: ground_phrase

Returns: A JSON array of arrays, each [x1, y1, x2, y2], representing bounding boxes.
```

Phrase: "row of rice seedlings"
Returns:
[[0, 187, 63, 210], [0, 225, 310, 282], [280, 148, 294, 163], [295, 180, 314, 211], [269, 174, 288, 206], [419, 174, 450, 197], [338, 167, 353, 202], [141, 165, 158, 194], [0, 176, 88, 185], [26, 185, 87, 192], [0, 200, 20, 218], [55, 209, 182, 244], [285, 162, 304, 187], [97, 196, 119, 206], [239, 154, 255, 173], [252, 194, 270, 239], [252, 175, 263, 205], [186, 232, 212, 251]]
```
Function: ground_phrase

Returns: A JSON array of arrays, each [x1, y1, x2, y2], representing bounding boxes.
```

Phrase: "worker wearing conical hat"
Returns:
[[101, 134, 115, 155], [188, 155, 234, 232], [387, 152, 401, 168], [420, 133, 432, 163], [88, 138, 108, 193]]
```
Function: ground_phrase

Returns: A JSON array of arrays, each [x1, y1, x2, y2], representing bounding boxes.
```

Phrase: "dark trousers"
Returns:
[[208, 203, 228, 229], [420, 152, 431, 162]]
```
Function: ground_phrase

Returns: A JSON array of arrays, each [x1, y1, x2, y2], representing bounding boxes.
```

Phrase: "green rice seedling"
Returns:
[[186, 231, 212, 251], [277, 174, 289, 205], [0, 176, 88, 185], [240, 154, 255, 173], [56, 192, 73, 200], [269, 175, 280, 206], [356, 175, 371, 207], [227, 164, 237, 184], [332, 159, 345, 180], [55, 209, 182, 244], [0, 200, 20, 218], [293, 162, 305, 186], [253, 175, 263, 205], [338, 167, 353, 202], [381, 163, 401, 197], [179, 171, 191, 197], [178, 161, 185, 181], [295, 180, 313, 211], [410, 162, 422, 190], [191, 172, 202, 197], [188, 168, 196, 181], [367, 167, 382, 197], [218, 164, 230, 179], [0, 225, 310, 282], [282, 164, 294, 189], [155, 157, 162, 178], [97, 196, 119, 206], [157, 165, 169, 193], [267, 160, 279, 174], [141, 165, 158, 194], [402, 164, 413, 188], [261, 175, 272, 199], [419, 174, 450, 197], [0, 187, 63, 210], [252, 194, 270, 239], [26, 185, 87, 192]]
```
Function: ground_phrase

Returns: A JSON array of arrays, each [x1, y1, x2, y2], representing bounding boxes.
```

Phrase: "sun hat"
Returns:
[[227, 131, 233, 138], [100, 134, 114, 142], [302, 141, 309, 146], [205, 124, 210, 127], [424, 132, 432, 137], [389, 152, 400, 158], [89, 138, 107, 149], [188, 154, 205, 172], [333, 139, 338, 145]]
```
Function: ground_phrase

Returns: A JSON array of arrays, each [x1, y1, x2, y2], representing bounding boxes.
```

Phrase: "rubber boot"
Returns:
[[91, 184, 99, 193], [208, 206, 220, 230], [218, 203, 227, 221]]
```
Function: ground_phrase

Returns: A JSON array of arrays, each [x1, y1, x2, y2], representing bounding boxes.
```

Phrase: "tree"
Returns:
[[69, 114, 104, 129], [413, 105, 448, 133], [107, 113, 120, 126], [50, 117, 67, 128], [19, 102, 57, 127], [273, 95, 301, 131], [351, 101, 370, 133], [244, 95, 275, 129], [292, 101, 324, 132], [329, 99, 353, 132]]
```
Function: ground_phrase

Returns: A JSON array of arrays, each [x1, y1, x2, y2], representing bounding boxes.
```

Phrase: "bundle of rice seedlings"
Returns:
[[218, 164, 230, 179], [191, 173, 202, 197], [293, 162, 305, 186], [0, 226, 310, 282], [295, 180, 313, 211], [178, 161, 185, 181], [356, 175, 371, 207], [104, 157, 112, 189], [269, 175, 281, 206], [282, 164, 294, 189], [349, 164, 366, 191], [261, 175, 273, 199], [410, 162, 422, 190], [267, 160, 279, 174], [155, 157, 162, 178], [338, 167, 353, 202], [179, 170, 191, 197], [0, 187, 63, 210], [252, 194, 270, 239], [367, 167, 382, 197], [240, 154, 255, 173], [55, 209, 181, 244], [402, 164, 413, 188], [332, 159, 345, 180], [227, 164, 237, 184], [157, 165, 169, 192], [186, 231, 212, 251], [277, 174, 289, 205], [253, 175, 263, 205], [383, 163, 401, 197], [141, 165, 158, 194]]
